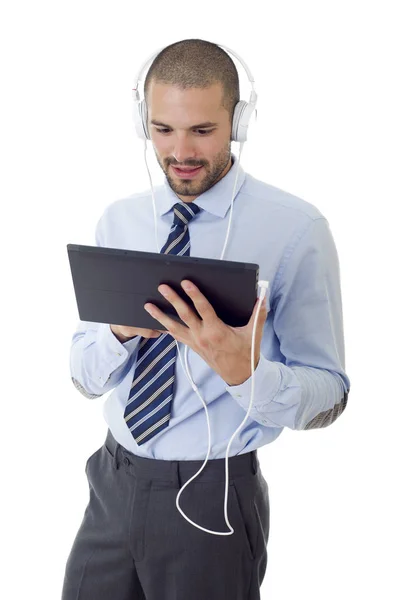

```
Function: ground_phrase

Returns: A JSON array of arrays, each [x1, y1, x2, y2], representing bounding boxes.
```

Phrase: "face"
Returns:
[[147, 81, 233, 202]]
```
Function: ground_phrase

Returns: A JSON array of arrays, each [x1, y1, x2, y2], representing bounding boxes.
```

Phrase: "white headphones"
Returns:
[[132, 43, 258, 143], [129, 43, 268, 538]]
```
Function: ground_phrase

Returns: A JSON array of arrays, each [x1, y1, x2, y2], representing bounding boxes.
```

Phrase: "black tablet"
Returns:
[[67, 244, 260, 331]]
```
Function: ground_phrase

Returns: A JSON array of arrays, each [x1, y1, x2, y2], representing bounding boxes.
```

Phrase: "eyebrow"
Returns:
[[150, 120, 218, 129]]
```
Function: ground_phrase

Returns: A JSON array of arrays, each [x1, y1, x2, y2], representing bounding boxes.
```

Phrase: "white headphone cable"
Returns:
[[143, 138, 268, 535]]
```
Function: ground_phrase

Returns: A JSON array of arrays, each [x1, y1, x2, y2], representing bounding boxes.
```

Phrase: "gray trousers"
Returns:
[[61, 429, 270, 600]]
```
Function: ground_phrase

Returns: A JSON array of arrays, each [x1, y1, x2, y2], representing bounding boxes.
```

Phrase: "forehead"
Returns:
[[147, 81, 226, 122]]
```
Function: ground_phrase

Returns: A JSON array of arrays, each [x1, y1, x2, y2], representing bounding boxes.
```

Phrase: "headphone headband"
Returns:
[[132, 42, 257, 142]]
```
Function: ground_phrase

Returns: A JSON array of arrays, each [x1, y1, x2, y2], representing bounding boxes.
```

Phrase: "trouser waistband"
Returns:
[[105, 428, 259, 486]]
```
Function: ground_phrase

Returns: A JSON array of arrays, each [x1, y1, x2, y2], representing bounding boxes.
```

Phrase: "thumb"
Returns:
[[249, 296, 268, 327]]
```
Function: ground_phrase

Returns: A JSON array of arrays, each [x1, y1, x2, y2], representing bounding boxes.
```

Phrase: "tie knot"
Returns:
[[172, 202, 202, 228]]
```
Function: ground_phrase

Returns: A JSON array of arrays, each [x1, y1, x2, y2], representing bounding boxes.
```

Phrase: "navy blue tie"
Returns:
[[124, 201, 202, 445]]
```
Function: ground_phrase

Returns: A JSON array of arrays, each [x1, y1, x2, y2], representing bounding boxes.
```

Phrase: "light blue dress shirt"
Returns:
[[70, 153, 351, 460]]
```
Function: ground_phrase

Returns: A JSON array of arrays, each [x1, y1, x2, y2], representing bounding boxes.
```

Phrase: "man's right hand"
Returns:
[[110, 324, 164, 342]]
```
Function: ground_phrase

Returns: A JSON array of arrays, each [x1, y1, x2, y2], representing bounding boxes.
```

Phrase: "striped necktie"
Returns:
[[123, 201, 202, 445]]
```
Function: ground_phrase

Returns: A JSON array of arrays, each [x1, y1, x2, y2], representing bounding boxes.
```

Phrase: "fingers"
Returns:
[[157, 284, 201, 329], [136, 328, 163, 338]]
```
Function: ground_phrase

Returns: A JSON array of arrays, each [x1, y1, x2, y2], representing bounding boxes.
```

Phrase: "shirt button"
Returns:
[[123, 457, 130, 466]]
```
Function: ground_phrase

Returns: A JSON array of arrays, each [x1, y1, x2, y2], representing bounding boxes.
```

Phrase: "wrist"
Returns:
[[110, 325, 136, 343], [224, 355, 260, 386]]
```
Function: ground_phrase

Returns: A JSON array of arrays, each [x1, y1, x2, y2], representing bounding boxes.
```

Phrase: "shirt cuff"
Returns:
[[224, 354, 282, 415], [95, 323, 141, 386]]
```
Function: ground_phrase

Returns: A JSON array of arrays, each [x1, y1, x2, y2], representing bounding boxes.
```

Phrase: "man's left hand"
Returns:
[[144, 280, 268, 386]]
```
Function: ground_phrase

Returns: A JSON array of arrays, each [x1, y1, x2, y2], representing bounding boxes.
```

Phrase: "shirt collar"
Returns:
[[157, 153, 246, 219]]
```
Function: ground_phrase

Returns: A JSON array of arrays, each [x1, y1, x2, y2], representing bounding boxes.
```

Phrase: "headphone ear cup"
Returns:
[[231, 100, 256, 143], [132, 98, 149, 140], [140, 99, 150, 140]]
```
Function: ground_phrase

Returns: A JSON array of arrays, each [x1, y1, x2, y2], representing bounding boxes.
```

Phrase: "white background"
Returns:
[[1, 1, 399, 598]]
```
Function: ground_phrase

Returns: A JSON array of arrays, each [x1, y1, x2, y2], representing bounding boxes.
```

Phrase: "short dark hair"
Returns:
[[144, 39, 240, 125]]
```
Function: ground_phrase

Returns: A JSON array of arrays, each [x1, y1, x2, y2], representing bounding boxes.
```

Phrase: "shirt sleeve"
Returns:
[[70, 321, 141, 399], [69, 209, 141, 399], [225, 217, 351, 430]]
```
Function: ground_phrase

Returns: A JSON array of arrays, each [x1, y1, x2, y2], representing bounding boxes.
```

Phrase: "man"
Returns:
[[62, 39, 351, 600]]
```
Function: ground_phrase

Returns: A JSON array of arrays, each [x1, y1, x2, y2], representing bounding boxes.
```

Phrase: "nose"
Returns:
[[171, 134, 197, 165]]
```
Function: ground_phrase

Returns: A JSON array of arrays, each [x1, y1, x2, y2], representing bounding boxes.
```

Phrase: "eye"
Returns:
[[155, 128, 214, 135]]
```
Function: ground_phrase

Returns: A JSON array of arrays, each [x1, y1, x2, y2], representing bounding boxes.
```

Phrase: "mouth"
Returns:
[[171, 165, 203, 179]]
